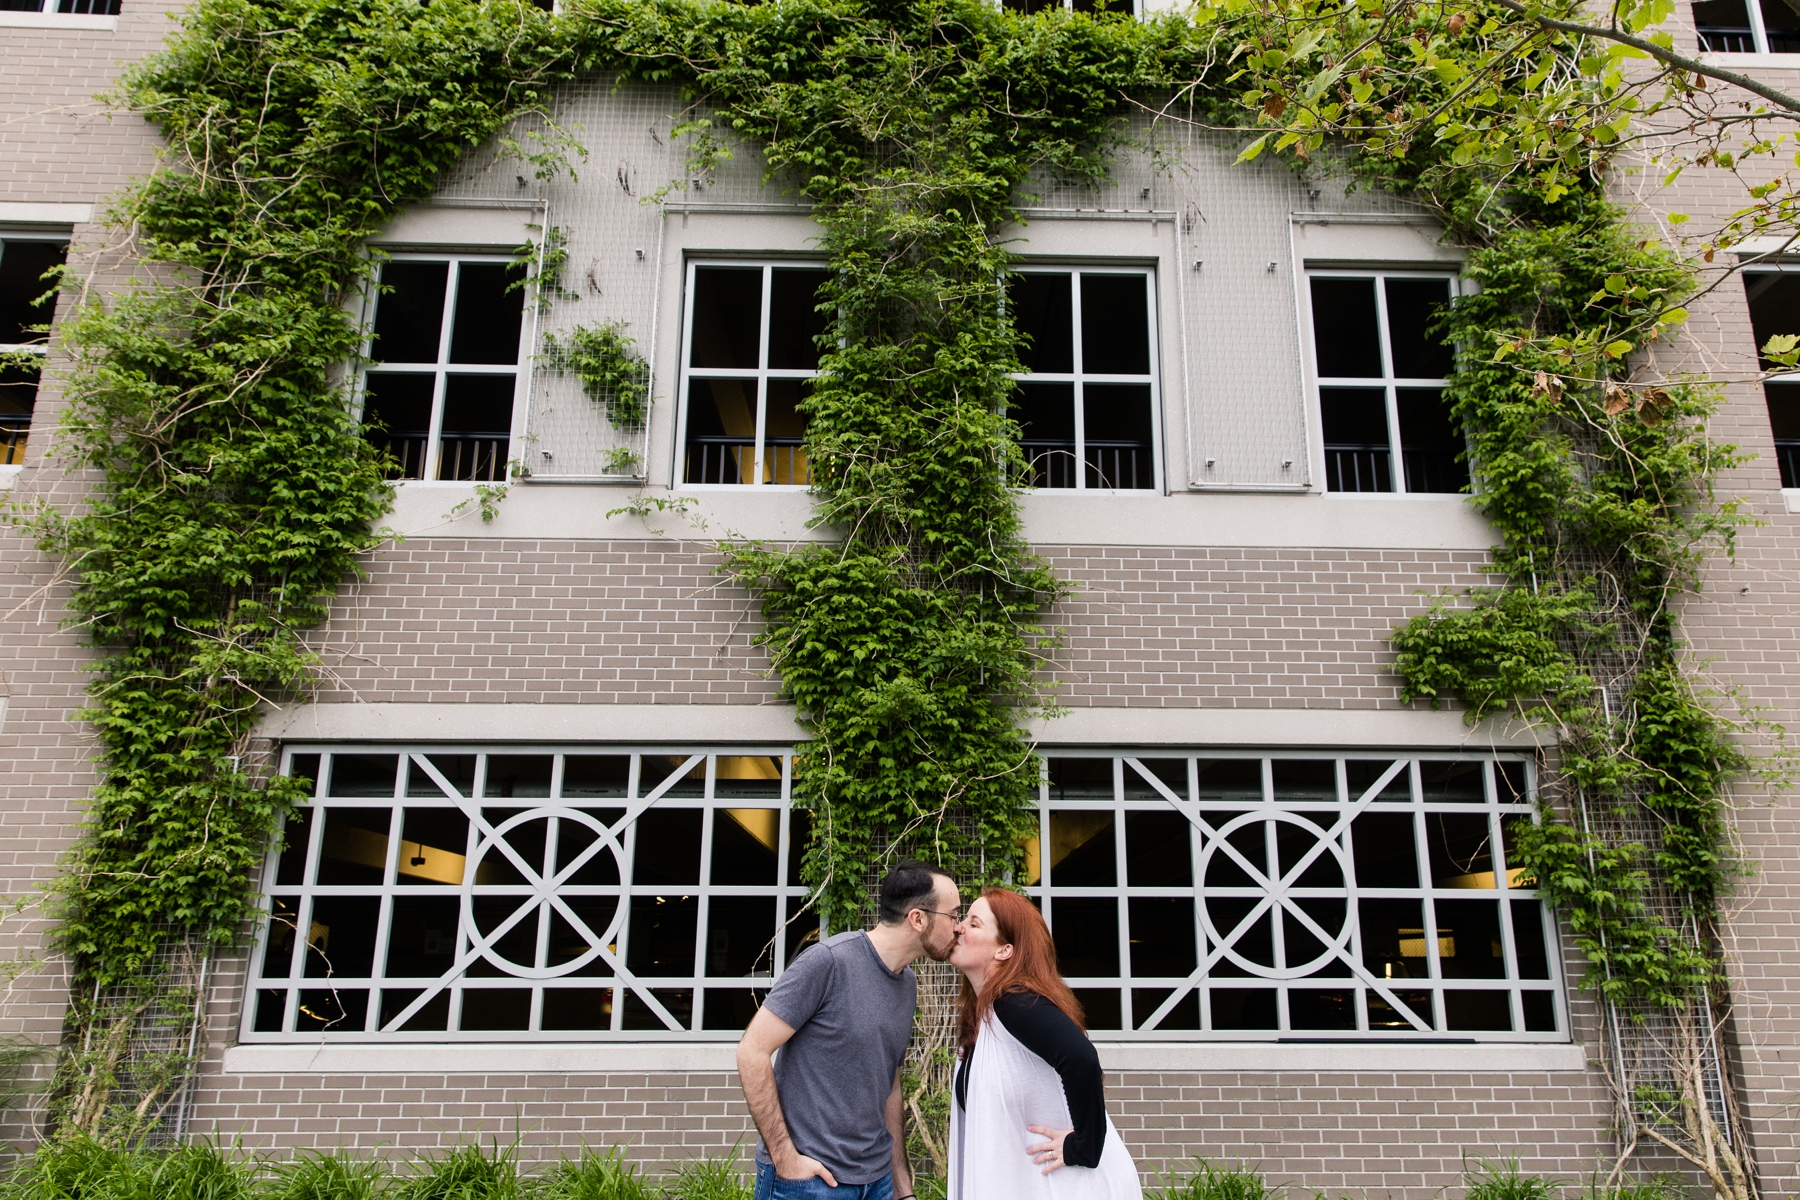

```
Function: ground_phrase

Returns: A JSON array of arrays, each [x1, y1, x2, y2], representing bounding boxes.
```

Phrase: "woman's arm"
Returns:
[[992, 992, 1106, 1167]]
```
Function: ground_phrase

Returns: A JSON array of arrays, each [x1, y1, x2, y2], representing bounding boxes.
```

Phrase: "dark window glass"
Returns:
[[396, 807, 468, 886], [1496, 761, 1529, 803], [1050, 898, 1118, 976], [273, 808, 313, 887], [1320, 387, 1392, 492], [1511, 899, 1551, 979], [1195, 760, 1262, 803], [543, 988, 615, 1031], [690, 267, 763, 369], [1286, 899, 1350, 974], [1421, 760, 1484, 803], [712, 808, 779, 885], [1080, 274, 1150, 375], [705, 896, 777, 977], [0, 240, 66, 345], [466, 895, 539, 976], [316, 807, 392, 885], [387, 896, 462, 977], [1272, 760, 1335, 802], [1521, 991, 1557, 1032], [786, 896, 822, 963], [1767, 382, 1800, 488], [1209, 988, 1277, 1030], [684, 378, 758, 484], [787, 809, 813, 887], [549, 898, 618, 970], [1203, 898, 1272, 976], [1012, 273, 1073, 373], [1276, 820, 1343, 889], [1014, 382, 1077, 489], [1201, 816, 1260, 889], [1047, 758, 1113, 801], [627, 895, 699, 976], [329, 755, 398, 797], [1289, 989, 1356, 1030], [304, 896, 380, 978], [296, 988, 367, 1033], [1351, 813, 1420, 889], [622, 988, 693, 1031], [643, 756, 705, 797], [767, 268, 831, 370], [716, 756, 782, 800], [1368, 989, 1434, 1030], [438, 374, 512, 482], [461, 988, 531, 1031], [633, 809, 703, 885], [563, 756, 630, 797], [1427, 813, 1496, 888], [1125, 811, 1192, 887], [1693, 0, 1753, 49], [1048, 811, 1116, 886], [1133, 988, 1200, 1030], [1072, 988, 1121, 1030], [1383, 278, 1454, 378], [478, 810, 549, 885], [1396, 388, 1468, 494], [1346, 759, 1409, 802], [1311, 278, 1382, 378], [763, 379, 812, 485], [362, 373, 434, 480], [703, 988, 769, 1031], [373, 262, 448, 364], [1129, 898, 1196, 976], [253, 989, 287, 1033], [1082, 383, 1155, 489], [0, 356, 38, 464], [1443, 990, 1512, 1031], [484, 756, 552, 798], [1746, 272, 1800, 368], [263, 897, 301, 977], [448, 263, 526, 365], [1435, 899, 1507, 979], [1123, 758, 1186, 800], [1358, 899, 1427, 980], [409, 754, 474, 799], [1759, 0, 1800, 48], [376, 989, 447, 1032]]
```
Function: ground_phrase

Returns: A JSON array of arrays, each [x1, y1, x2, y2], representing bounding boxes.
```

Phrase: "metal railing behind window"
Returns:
[[0, 418, 28, 467], [762, 438, 810, 486], [369, 433, 428, 481], [1400, 446, 1469, 495], [685, 436, 810, 486], [1696, 24, 1757, 50], [1020, 440, 1080, 489], [1325, 444, 1392, 493], [1083, 440, 1155, 490], [1778, 439, 1800, 489], [438, 434, 510, 482]]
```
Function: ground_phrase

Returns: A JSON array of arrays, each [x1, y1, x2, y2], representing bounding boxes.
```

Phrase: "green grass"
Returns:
[[1152, 1160, 1282, 1200]]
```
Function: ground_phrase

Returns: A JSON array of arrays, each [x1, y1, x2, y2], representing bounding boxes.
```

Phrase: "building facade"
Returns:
[[1, 0, 1798, 1193]]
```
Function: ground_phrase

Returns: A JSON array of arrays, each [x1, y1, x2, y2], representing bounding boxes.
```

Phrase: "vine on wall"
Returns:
[[26, 0, 1761, 1173]]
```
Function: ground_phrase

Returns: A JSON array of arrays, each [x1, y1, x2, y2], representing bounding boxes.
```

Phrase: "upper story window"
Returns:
[[361, 255, 526, 483], [679, 262, 831, 487], [1307, 271, 1467, 495], [1009, 267, 1160, 491], [1694, 0, 1799, 52], [1026, 753, 1561, 1039], [1001, 0, 1136, 13], [1744, 268, 1800, 487], [247, 747, 815, 1039], [0, 236, 69, 468], [0, 0, 121, 14]]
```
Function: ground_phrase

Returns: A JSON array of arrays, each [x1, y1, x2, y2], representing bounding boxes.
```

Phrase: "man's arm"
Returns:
[[886, 1066, 913, 1197], [736, 1008, 839, 1187]]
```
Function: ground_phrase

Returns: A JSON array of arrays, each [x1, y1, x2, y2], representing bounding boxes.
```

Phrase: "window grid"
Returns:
[[1741, 267, 1800, 488], [0, 236, 69, 468], [1693, 0, 1799, 52], [1009, 266, 1162, 492], [677, 260, 827, 488], [245, 747, 815, 1042], [1027, 753, 1565, 1041], [1306, 269, 1463, 496], [359, 254, 525, 484]]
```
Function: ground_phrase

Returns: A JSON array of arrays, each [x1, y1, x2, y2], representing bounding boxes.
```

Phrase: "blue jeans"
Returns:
[[754, 1160, 895, 1200]]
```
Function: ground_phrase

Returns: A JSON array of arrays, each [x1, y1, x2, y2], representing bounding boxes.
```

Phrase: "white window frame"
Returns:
[[356, 252, 529, 486], [674, 258, 828, 490], [1009, 263, 1164, 493], [244, 745, 814, 1042], [1302, 267, 1463, 497], [1743, 264, 1800, 495], [0, 0, 119, 24], [1028, 751, 1566, 1042], [1693, 0, 1791, 54]]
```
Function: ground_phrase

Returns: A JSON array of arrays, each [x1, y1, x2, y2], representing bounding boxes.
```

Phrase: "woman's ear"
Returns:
[[993, 943, 1015, 962]]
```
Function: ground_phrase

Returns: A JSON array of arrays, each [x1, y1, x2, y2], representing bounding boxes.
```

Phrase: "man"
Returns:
[[737, 859, 962, 1199]]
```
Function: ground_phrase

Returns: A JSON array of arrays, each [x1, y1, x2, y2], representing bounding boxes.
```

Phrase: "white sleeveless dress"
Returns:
[[948, 1012, 1143, 1200]]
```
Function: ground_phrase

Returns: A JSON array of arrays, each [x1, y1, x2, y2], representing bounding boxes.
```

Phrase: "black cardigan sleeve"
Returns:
[[991, 991, 1107, 1168]]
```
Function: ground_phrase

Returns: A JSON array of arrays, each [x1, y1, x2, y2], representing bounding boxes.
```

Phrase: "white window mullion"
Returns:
[[1070, 272, 1087, 490]]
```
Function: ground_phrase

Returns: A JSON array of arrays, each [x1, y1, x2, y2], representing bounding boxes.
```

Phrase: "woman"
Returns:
[[947, 889, 1142, 1199]]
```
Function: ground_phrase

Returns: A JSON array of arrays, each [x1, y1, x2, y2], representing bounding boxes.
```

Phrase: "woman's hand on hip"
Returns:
[[1026, 1125, 1074, 1174]]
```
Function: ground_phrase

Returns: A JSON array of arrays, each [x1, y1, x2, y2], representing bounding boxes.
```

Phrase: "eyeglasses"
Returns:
[[917, 908, 965, 923]]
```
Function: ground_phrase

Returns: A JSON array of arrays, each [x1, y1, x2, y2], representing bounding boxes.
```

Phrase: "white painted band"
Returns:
[[0, 201, 96, 223], [220, 1040, 1586, 1077]]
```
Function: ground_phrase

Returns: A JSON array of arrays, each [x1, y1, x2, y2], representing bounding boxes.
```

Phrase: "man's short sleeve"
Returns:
[[761, 940, 835, 1030]]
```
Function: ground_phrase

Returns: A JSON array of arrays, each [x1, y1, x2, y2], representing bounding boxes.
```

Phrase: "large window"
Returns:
[[247, 748, 815, 1040], [1744, 269, 1800, 488], [1693, 0, 1799, 52], [0, 237, 69, 468], [679, 262, 831, 487], [360, 255, 526, 483], [1009, 267, 1160, 491], [248, 744, 1563, 1044], [1025, 753, 1561, 1039], [1307, 271, 1467, 495], [0, 0, 121, 15]]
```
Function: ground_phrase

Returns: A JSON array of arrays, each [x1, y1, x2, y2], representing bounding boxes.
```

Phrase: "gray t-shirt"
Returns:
[[754, 930, 917, 1184]]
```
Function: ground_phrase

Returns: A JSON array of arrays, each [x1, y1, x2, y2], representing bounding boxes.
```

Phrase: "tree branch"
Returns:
[[1495, 0, 1800, 115]]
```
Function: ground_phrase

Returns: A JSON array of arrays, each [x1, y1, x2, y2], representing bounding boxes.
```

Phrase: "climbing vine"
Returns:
[[23, 0, 1769, 1170]]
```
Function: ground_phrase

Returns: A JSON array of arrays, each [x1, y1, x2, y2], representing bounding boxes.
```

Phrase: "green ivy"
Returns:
[[541, 321, 650, 431]]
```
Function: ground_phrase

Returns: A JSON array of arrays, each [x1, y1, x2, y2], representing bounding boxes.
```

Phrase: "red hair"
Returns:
[[957, 888, 1085, 1055]]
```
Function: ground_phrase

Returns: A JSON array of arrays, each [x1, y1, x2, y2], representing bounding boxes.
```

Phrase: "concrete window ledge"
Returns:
[[223, 1041, 1586, 1077], [0, 12, 116, 29]]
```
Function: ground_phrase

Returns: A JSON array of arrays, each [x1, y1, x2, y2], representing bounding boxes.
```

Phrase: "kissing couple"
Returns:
[[736, 861, 1142, 1199]]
